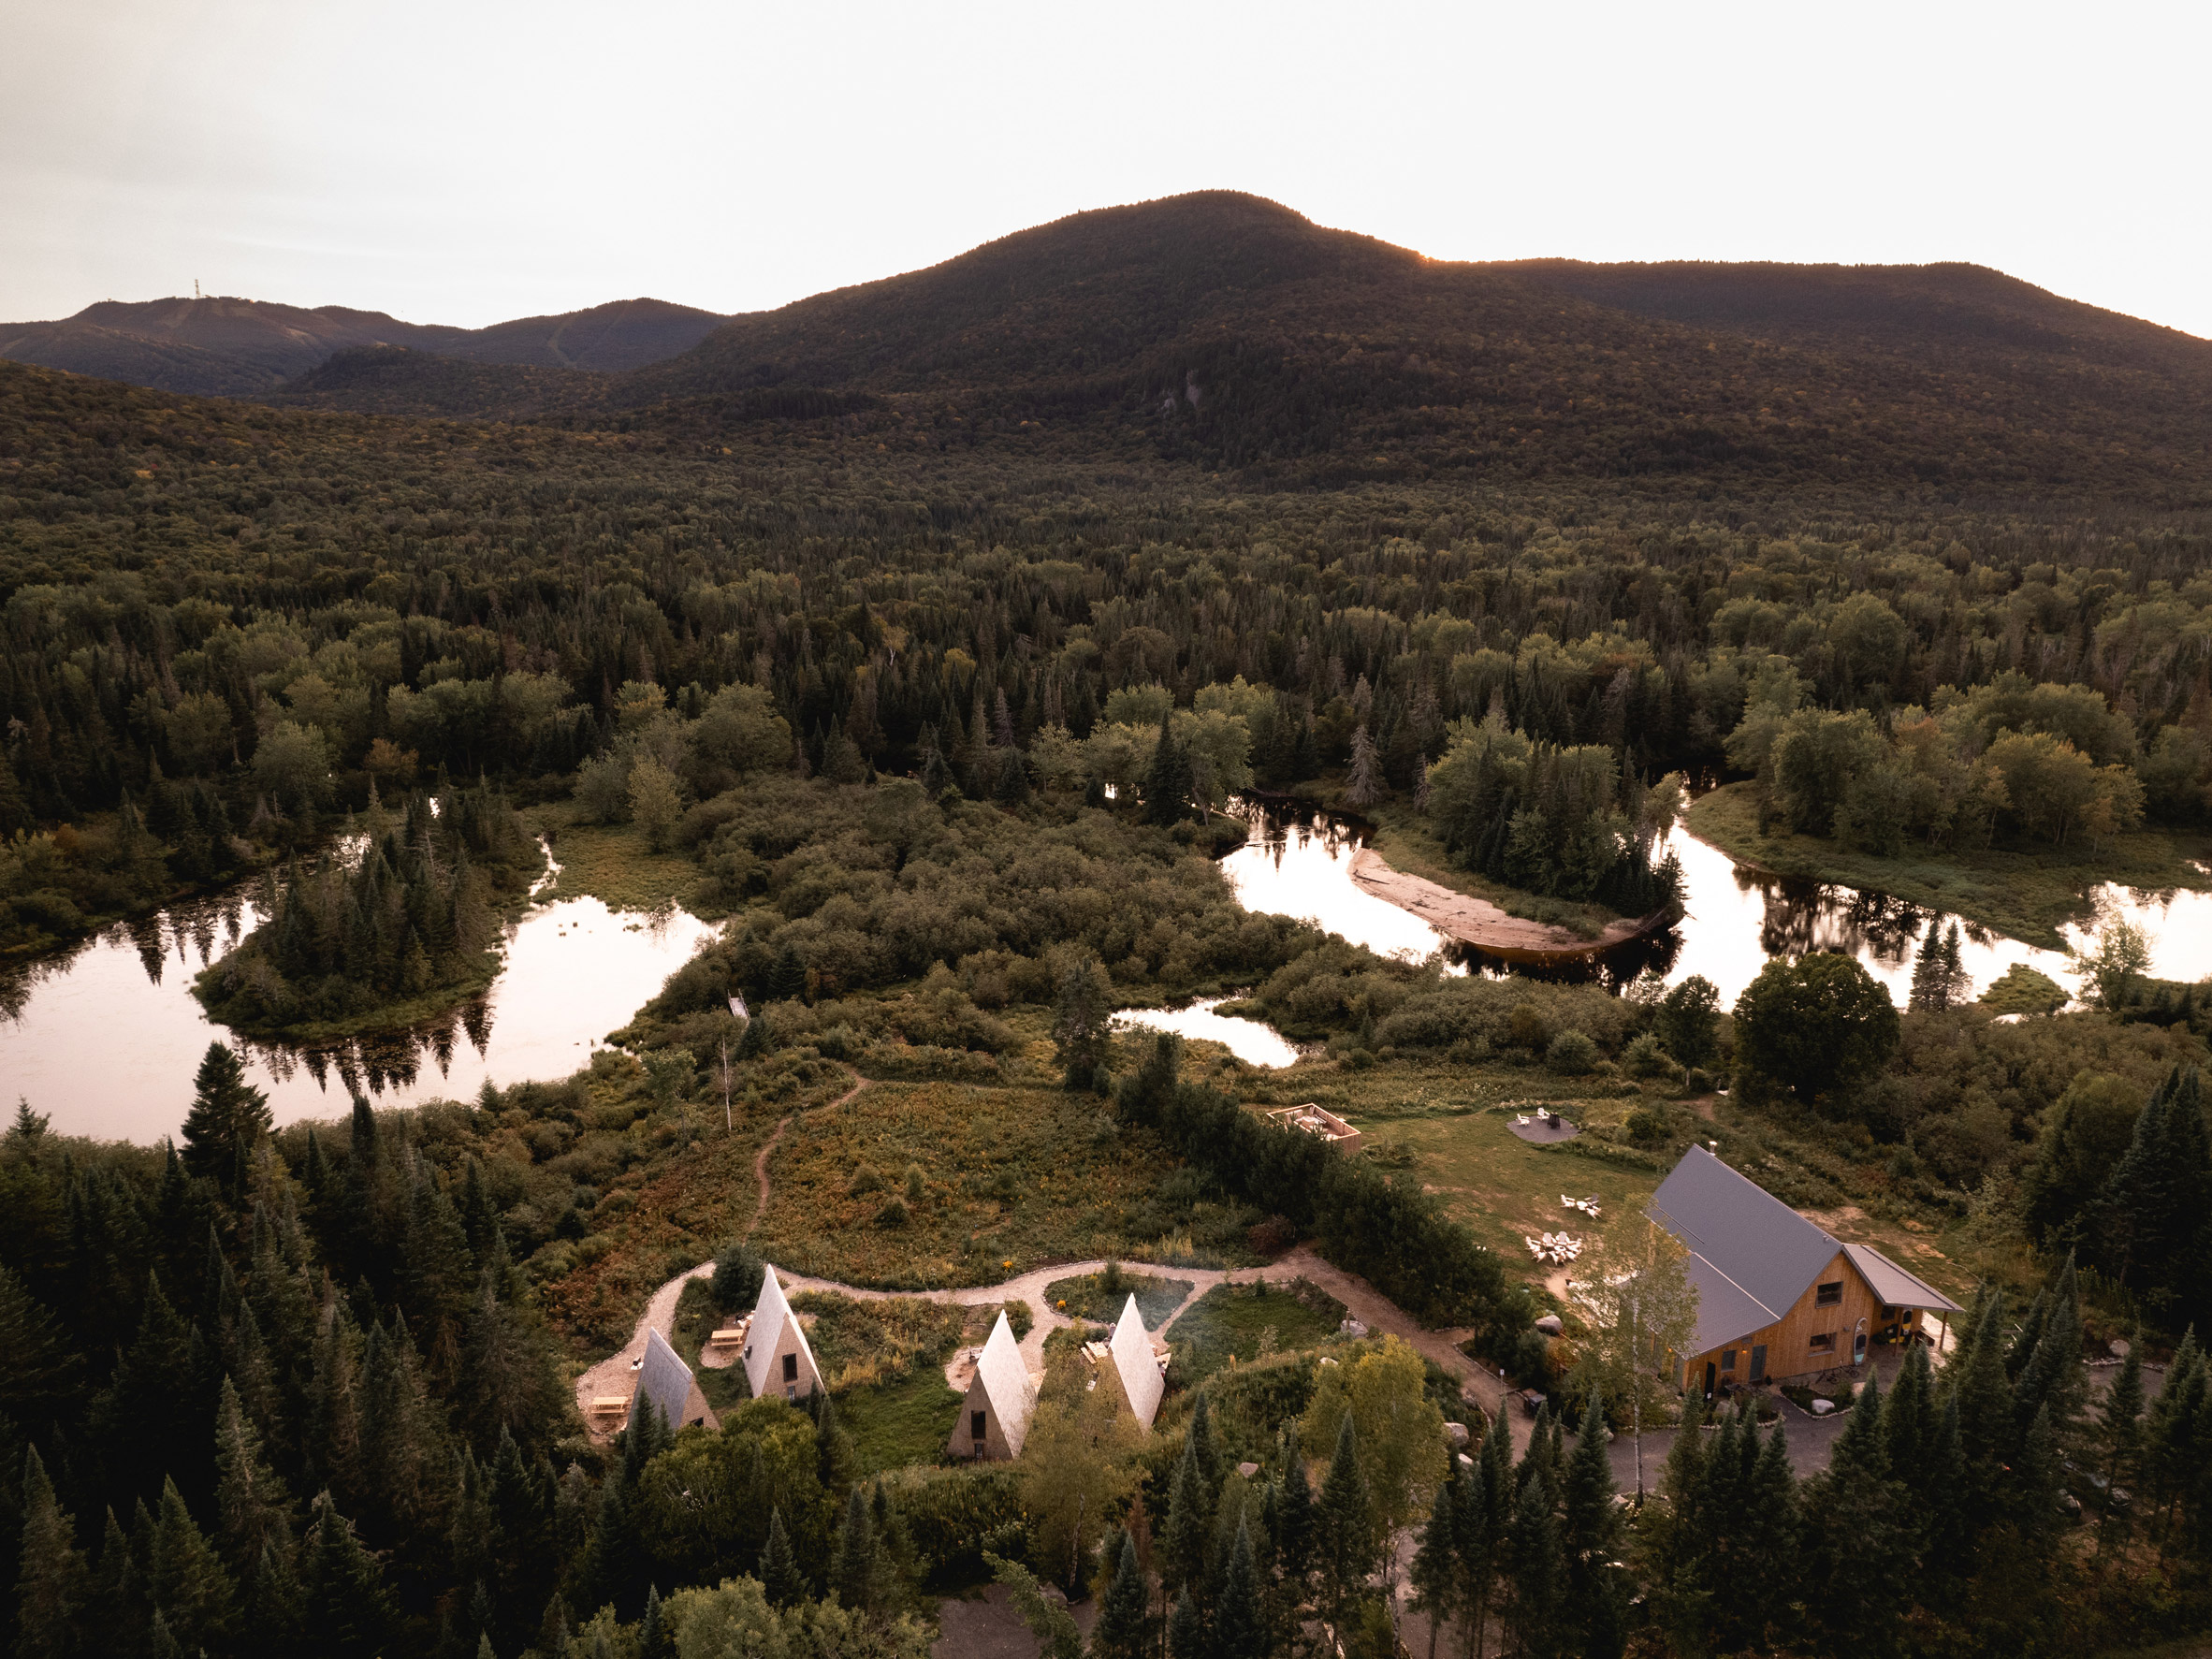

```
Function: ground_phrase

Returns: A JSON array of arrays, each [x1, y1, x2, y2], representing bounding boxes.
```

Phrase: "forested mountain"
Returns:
[[237, 192, 2212, 496], [0, 296, 724, 399]]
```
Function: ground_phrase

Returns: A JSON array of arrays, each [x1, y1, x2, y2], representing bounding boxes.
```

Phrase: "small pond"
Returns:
[[1113, 997, 1305, 1069], [0, 842, 720, 1142]]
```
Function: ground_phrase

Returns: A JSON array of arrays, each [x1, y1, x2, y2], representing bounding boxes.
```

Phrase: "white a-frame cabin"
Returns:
[[744, 1265, 824, 1404], [949, 1309, 1037, 1462], [1104, 1293, 1166, 1430]]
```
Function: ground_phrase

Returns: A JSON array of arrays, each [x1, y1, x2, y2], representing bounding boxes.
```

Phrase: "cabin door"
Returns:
[[1704, 1361, 1716, 1397], [1853, 1329, 1868, 1365]]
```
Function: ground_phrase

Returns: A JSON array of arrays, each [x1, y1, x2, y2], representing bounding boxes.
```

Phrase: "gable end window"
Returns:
[[1809, 1332, 1836, 1353], [783, 1352, 798, 1382], [1815, 1281, 1843, 1307]]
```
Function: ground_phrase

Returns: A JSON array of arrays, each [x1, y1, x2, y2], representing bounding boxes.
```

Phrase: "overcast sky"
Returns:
[[4, 0, 2206, 338]]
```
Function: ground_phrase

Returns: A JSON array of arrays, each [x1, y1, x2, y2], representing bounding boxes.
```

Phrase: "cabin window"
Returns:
[[1879, 1305, 1897, 1321], [783, 1353, 798, 1382], [1749, 1345, 1767, 1381], [1809, 1332, 1836, 1354], [1722, 1349, 1737, 1372], [971, 1411, 986, 1440], [1815, 1282, 1843, 1307]]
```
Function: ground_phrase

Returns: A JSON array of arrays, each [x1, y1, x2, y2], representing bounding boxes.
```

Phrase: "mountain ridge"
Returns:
[[10, 192, 2212, 496], [0, 294, 726, 396]]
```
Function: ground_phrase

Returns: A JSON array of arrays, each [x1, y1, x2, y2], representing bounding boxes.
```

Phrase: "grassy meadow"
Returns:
[[749, 1078, 1181, 1288]]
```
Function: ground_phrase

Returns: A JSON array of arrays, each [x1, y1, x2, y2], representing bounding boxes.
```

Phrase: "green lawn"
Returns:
[[670, 1276, 752, 1416], [835, 1367, 965, 1474], [1171, 1280, 1346, 1384], [1687, 781, 2212, 950], [1043, 1269, 1194, 1327]]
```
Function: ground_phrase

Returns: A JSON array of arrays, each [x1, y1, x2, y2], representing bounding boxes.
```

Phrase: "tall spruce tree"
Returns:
[[1317, 1413, 1377, 1635], [299, 1493, 394, 1659], [2098, 1336, 2146, 1555], [1410, 1475, 1460, 1659], [1213, 1517, 1264, 1659], [1093, 1532, 1150, 1659], [1143, 714, 1190, 825], [1504, 1467, 1562, 1659], [760, 1506, 805, 1608], [181, 1042, 272, 1188], [17, 1447, 91, 1659], [148, 1476, 237, 1654], [1560, 1395, 1624, 1659]]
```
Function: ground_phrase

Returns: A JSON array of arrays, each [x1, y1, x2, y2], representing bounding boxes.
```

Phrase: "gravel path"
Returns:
[[572, 1261, 718, 1431], [576, 1060, 1529, 1446], [575, 1243, 1521, 1445]]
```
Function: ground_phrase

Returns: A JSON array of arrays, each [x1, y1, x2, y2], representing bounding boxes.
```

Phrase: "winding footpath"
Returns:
[[573, 1058, 1532, 1444], [574, 1243, 1522, 1446]]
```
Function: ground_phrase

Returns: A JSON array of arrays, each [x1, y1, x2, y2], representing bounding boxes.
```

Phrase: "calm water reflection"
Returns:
[[0, 847, 720, 1142], [1214, 798, 2212, 1011], [1113, 997, 1305, 1069]]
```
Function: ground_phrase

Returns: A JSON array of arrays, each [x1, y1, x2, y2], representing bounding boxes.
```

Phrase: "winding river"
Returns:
[[1115, 798, 2212, 1066], [12, 796, 2212, 1133]]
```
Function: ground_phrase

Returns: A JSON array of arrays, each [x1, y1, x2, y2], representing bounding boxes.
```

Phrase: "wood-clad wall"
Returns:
[[1683, 1249, 1927, 1390]]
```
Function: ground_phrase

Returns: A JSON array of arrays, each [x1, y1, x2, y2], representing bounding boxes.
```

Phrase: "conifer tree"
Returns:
[[1167, 1589, 1206, 1659], [182, 1042, 272, 1187], [1213, 1516, 1264, 1659], [760, 1506, 805, 1608], [1742, 1419, 1800, 1639], [1410, 1474, 1460, 1659], [1143, 714, 1189, 825], [1274, 1439, 1316, 1593], [1093, 1532, 1149, 1659], [1346, 722, 1384, 808], [831, 1484, 879, 1613], [1161, 1435, 1213, 1596], [149, 1476, 237, 1654], [2098, 1336, 2145, 1555], [2147, 1331, 2208, 1552], [639, 1583, 670, 1659], [1950, 1287, 2016, 1536], [815, 1391, 861, 1498], [88, 1506, 146, 1655], [18, 1447, 91, 1659], [1560, 1395, 1623, 1659], [1452, 1450, 1499, 1659], [247, 1535, 306, 1657], [1504, 1467, 1562, 1659], [1317, 1413, 1377, 1633], [1804, 1378, 1910, 1655], [214, 1373, 296, 1586], [299, 1493, 394, 1659]]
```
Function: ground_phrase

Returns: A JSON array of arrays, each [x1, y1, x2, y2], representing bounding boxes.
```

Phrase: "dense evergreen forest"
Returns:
[[8, 192, 2212, 1656]]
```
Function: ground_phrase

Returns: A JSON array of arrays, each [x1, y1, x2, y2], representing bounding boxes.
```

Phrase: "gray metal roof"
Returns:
[[1841, 1244, 1964, 1315], [631, 1327, 695, 1434], [1650, 1146, 1963, 1351]]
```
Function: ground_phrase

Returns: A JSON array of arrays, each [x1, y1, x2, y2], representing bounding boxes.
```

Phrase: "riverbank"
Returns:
[[1349, 846, 1668, 958], [1363, 802, 1626, 940], [1686, 781, 2212, 950]]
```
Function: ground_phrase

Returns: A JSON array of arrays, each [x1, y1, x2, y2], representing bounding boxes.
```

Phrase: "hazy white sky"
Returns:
[[3, 0, 2206, 337]]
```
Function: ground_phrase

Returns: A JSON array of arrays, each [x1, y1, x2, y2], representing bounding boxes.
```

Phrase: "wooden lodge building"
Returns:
[[1651, 1146, 1964, 1393]]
